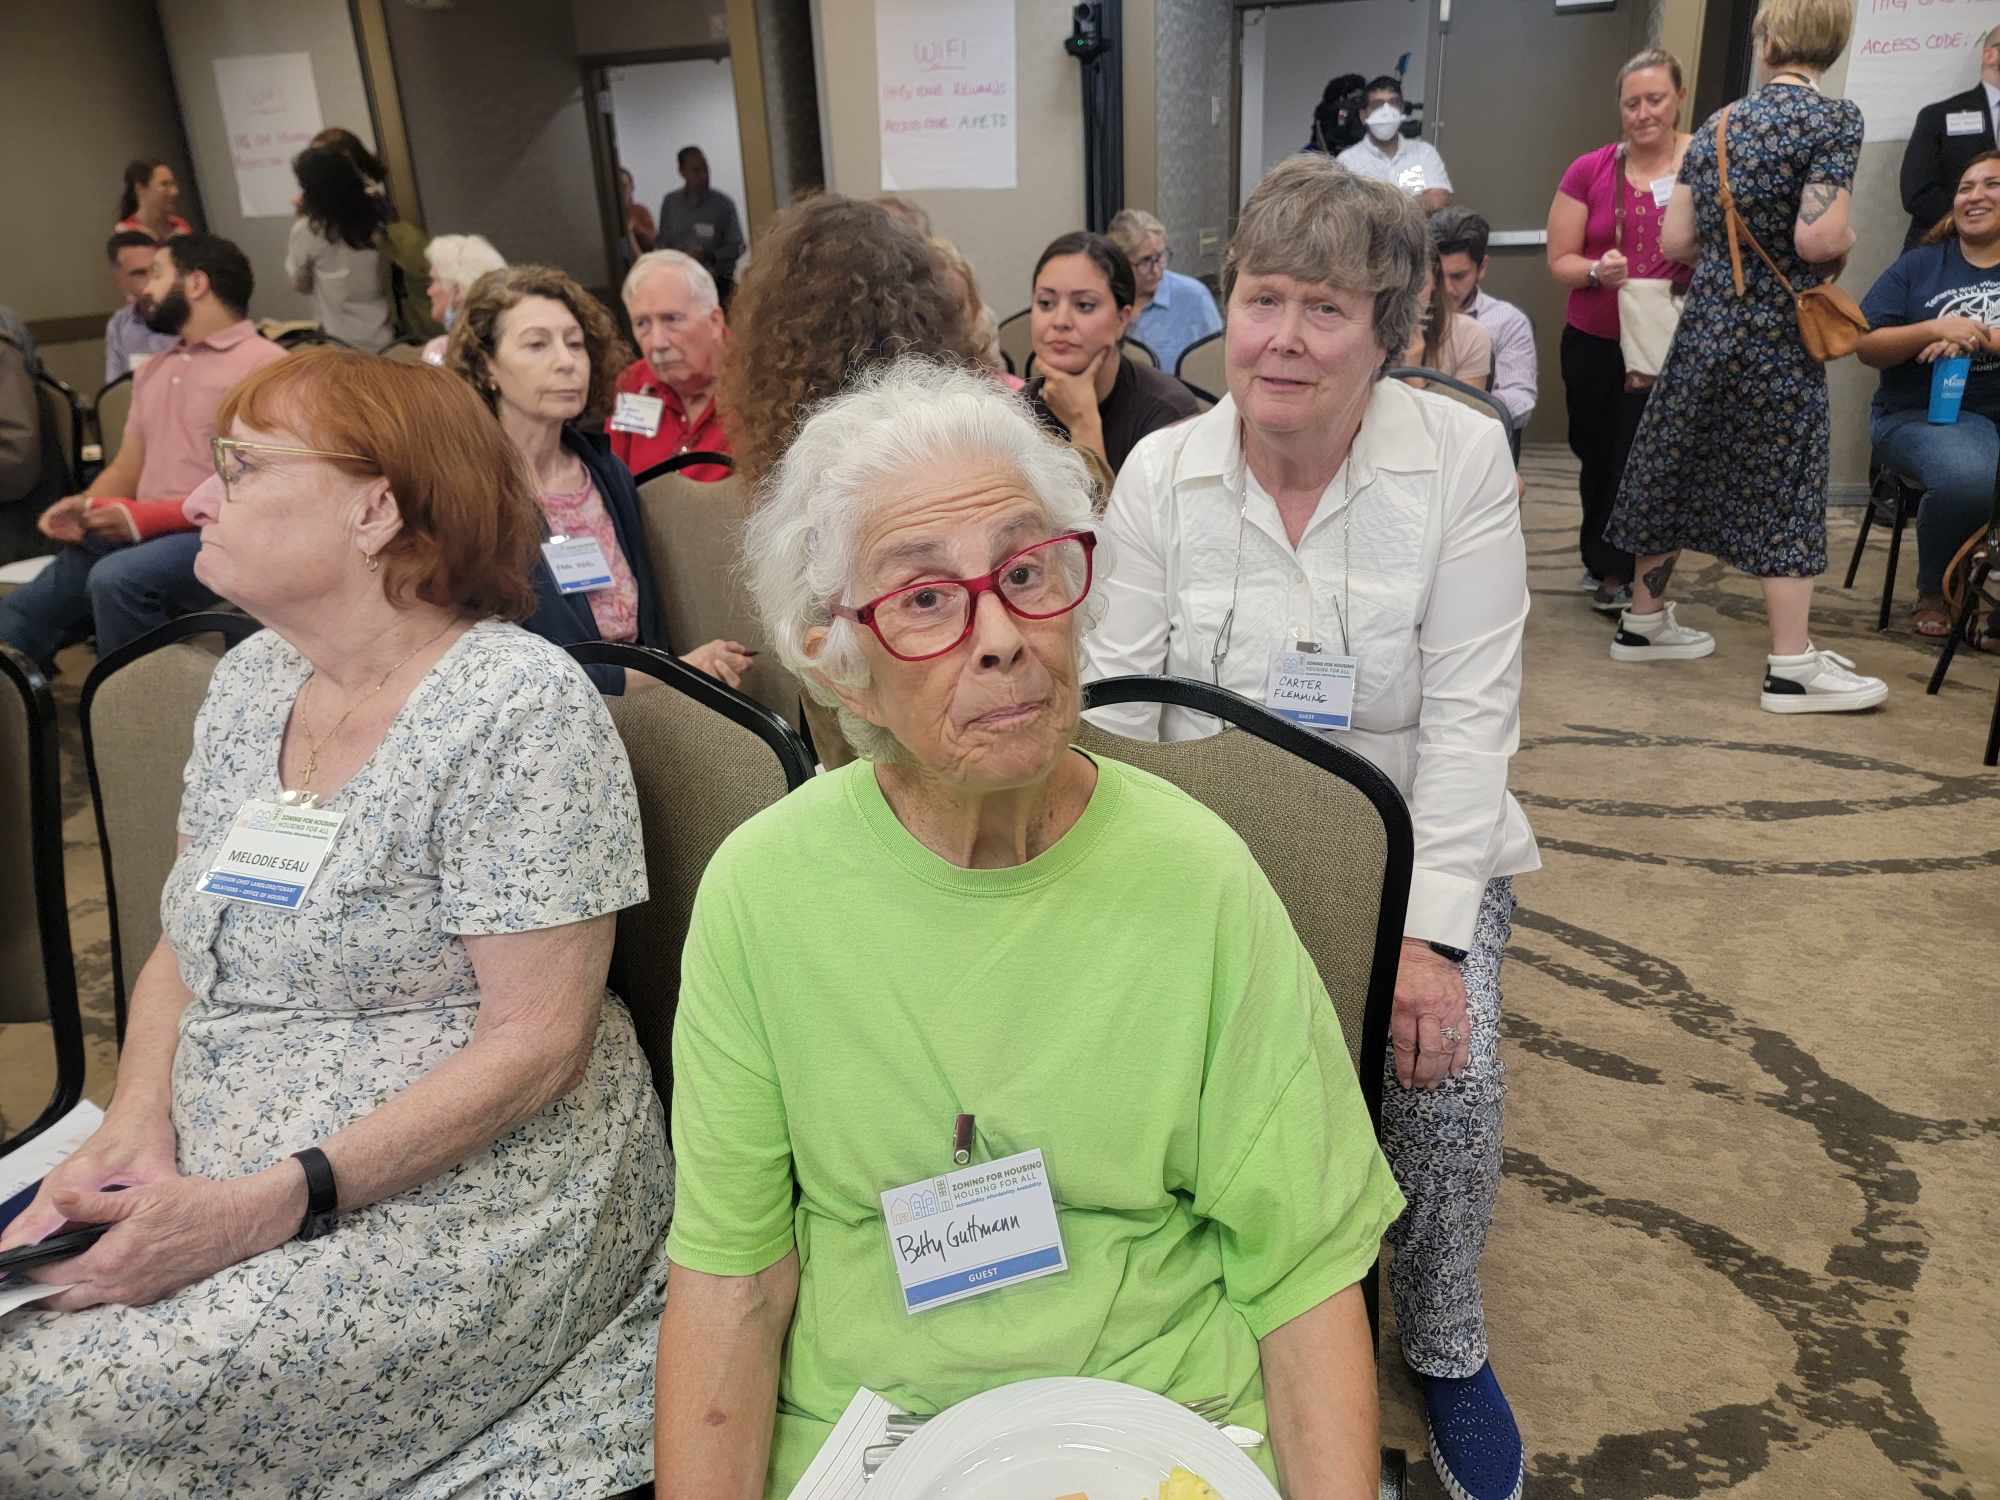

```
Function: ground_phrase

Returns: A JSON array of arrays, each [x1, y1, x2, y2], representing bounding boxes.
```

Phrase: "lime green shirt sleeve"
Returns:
[[1193, 861, 1406, 1341], [664, 865, 799, 1277]]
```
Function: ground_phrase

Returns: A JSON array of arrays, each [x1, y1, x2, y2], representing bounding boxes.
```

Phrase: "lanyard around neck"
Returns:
[[1210, 453, 1353, 684]]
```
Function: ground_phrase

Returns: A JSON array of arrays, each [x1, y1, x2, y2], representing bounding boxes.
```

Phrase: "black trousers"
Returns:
[[1559, 324, 1652, 584]]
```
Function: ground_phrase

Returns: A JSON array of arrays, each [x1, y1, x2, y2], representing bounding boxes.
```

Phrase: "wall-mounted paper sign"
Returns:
[[1848, 0, 2000, 142], [876, 0, 1016, 191], [212, 53, 326, 218]]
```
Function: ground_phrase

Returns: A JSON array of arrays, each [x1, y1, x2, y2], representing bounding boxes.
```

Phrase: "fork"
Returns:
[[862, 1394, 1236, 1478]]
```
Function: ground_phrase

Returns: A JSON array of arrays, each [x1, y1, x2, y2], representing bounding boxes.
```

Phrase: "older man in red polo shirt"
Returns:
[[608, 250, 732, 482]]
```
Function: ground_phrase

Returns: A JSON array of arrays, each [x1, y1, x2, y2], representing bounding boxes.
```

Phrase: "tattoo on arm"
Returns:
[[1799, 183, 1839, 226], [1642, 555, 1677, 599]]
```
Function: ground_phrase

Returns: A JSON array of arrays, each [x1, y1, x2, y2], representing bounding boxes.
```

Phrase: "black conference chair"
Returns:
[[631, 450, 735, 487], [81, 612, 261, 1044], [32, 371, 86, 495], [1845, 465, 1924, 632], [0, 645, 85, 1157], [1385, 365, 1520, 464], [1079, 674, 1413, 1497], [567, 641, 811, 1124]]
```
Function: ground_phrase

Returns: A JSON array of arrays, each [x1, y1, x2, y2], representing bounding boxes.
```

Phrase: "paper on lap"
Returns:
[[786, 1386, 894, 1500], [0, 1101, 105, 1207]]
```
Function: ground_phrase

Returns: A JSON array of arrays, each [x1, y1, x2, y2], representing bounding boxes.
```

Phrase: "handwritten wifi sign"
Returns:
[[1848, 0, 2000, 141], [875, 0, 1017, 190]]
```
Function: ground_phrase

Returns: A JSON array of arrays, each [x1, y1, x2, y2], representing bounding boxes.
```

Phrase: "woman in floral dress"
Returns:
[[1606, 0, 1885, 714], [0, 348, 671, 1497]]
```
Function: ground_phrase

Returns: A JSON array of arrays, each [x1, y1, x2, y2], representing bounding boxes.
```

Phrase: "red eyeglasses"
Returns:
[[831, 531, 1097, 662]]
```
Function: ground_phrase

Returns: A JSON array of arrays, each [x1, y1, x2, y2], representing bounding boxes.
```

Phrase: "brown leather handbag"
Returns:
[[1715, 102, 1869, 361]]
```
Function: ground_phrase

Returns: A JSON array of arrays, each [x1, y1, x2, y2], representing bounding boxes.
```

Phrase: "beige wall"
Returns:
[[157, 0, 377, 326], [813, 0, 1087, 316], [0, 1, 193, 329], [384, 0, 608, 287], [573, 0, 730, 55]]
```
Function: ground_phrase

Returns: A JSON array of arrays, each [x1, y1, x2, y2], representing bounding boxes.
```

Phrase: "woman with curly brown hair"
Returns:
[[716, 194, 985, 486], [448, 264, 752, 690]]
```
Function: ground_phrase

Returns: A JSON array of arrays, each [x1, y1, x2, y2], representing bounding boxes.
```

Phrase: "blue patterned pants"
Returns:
[[1382, 876, 1514, 1378]]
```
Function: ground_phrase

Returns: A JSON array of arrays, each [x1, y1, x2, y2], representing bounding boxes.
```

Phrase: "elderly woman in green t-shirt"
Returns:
[[654, 357, 1404, 1499]]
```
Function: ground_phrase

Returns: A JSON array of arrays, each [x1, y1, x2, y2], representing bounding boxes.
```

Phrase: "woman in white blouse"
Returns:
[[1084, 153, 1539, 1500], [285, 146, 396, 353]]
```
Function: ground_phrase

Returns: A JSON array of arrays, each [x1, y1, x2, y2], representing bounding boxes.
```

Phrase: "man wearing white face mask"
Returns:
[[1336, 76, 1454, 214]]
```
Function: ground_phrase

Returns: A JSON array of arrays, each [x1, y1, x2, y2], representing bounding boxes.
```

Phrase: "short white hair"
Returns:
[[744, 357, 1096, 763], [622, 249, 719, 314], [422, 233, 506, 297]]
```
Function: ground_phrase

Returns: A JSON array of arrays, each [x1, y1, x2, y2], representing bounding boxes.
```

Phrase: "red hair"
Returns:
[[217, 347, 542, 620]]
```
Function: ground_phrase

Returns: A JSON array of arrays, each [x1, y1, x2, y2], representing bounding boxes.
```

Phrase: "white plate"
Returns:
[[871, 1378, 1277, 1500]]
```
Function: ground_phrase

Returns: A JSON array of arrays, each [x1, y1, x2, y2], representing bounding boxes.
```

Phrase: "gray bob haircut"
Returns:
[[622, 248, 719, 313], [1223, 154, 1429, 375], [744, 356, 1096, 763]]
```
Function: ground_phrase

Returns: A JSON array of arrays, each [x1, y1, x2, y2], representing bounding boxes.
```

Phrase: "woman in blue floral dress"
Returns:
[[0, 349, 671, 1497], [1606, 0, 1886, 714]]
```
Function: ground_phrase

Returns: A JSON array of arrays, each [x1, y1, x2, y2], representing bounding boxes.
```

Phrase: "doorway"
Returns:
[[1237, 0, 1435, 205], [591, 53, 751, 283]]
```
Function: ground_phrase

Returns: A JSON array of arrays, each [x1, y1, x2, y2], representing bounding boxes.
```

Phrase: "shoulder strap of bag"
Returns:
[[1716, 102, 1799, 301], [1613, 144, 1626, 252]]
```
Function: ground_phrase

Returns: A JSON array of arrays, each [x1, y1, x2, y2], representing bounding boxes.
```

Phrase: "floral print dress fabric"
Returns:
[[0, 621, 671, 1498], [1608, 86, 1863, 577]]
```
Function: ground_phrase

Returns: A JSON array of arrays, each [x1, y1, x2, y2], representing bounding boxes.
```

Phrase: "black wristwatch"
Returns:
[[1427, 940, 1469, 965], [292, 1147, 339, 1241]]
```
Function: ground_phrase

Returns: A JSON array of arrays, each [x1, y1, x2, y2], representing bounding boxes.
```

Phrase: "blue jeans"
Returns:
[[1871, 406, 2000, 595], [0, 530, 212, 667]]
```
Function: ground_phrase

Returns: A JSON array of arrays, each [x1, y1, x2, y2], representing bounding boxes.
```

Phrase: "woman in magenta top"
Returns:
[[1547, 49, 1693, 614]]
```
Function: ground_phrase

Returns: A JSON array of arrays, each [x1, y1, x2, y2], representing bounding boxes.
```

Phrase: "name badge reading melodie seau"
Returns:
[[880, 1148, 1068, 1315], [197, 800, 347, 910]]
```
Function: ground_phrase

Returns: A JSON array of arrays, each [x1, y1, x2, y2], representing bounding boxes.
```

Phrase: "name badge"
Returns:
[[694, 221, 717, 240], [608, 391, 664, 437], [1267, 646, 1359, 731], [542, 535, 614, 594], [1650, 176, 1674, 208], [880, 1147, 1068, 1315], [197, 800, 346, 910], [1947, 109, 1985, 137]]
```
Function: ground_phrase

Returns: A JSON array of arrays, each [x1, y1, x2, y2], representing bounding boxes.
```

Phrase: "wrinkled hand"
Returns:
[[36, 495, 87, 545], [1595, 248, 1630, 289], [1389, 939, 1469, 1090], [1038, 347, 1109, 434], [0, 1110, 180, 1256], [19, 1173, 287, 1312], [681, 639, 756, 690]]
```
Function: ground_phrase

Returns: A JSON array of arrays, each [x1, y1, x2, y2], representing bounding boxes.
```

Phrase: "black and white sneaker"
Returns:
[[1760, 647, 1887, 713], [1608, 603, 1715, 662]]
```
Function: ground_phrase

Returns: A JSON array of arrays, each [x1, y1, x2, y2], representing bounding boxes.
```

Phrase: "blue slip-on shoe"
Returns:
[[1421, 1361, 1523, 1500]]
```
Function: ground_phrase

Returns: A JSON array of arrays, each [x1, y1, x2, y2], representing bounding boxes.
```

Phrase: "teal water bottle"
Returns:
[[1929, 355, 1970, 424]]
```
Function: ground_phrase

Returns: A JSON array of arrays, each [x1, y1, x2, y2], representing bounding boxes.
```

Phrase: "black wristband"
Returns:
[[292, 1147, 339, 1241], [1427, 940, 1469, 965]]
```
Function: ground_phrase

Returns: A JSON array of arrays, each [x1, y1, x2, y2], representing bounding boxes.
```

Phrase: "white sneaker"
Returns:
[[1609, 603, 1716, 662], [1761, 646, 1888, 714]]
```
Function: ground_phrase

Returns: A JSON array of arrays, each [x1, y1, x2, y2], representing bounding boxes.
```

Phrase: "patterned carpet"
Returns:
[[4, 446, 1996, 1498]]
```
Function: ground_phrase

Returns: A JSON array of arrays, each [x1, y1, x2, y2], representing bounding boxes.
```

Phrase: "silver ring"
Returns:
[[1440, 1026, 1461, 1043]]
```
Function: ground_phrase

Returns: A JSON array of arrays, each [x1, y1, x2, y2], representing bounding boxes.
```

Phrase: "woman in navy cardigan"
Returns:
[[446, 264, 751, 693]]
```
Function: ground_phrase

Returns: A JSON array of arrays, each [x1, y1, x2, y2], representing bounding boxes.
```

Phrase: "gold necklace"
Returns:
[[293, 620, 459, 793]]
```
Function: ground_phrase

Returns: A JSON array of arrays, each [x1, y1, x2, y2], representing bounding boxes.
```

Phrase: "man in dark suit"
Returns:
[[1902, 27, 2000, 249]]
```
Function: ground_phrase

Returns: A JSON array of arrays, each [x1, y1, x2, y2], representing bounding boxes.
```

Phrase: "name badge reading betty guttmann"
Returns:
[[880, 1148, 1068, 1315], [197, 800, 346, 909]]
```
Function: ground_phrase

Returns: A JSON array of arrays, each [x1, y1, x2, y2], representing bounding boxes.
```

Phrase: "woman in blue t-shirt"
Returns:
[[1860, 151, 2000, 643]]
